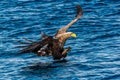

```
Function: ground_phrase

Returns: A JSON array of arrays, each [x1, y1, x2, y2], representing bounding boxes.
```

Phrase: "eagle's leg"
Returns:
[[62, 47, 71, 58]]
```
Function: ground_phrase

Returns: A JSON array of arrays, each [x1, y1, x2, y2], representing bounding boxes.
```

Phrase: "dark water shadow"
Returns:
[[19, 59, 68, 77], [22, 59, 68, 70], [22, 59, 67, 70]]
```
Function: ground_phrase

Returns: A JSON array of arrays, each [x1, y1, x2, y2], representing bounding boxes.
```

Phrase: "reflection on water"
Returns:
[[20, 59, 68, 79], [22, 59, 68, 70]]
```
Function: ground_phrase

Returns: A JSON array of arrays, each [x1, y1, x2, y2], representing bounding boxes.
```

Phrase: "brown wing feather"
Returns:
[[18, 37, 53, 54], [41, 32, 48, 39], [76, 5, 83, 18], [19, 41, 43, 53], [55, 5, 83, 37]]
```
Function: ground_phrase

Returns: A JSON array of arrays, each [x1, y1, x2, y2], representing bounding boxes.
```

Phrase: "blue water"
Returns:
[[0, 0, 120, 80]]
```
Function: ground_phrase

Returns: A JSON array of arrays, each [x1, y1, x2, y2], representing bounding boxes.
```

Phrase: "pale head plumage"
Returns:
[[55, 32, 76, 45]]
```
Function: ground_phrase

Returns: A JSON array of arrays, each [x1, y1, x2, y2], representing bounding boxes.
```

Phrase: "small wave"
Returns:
[[85, 33, 120, 42]]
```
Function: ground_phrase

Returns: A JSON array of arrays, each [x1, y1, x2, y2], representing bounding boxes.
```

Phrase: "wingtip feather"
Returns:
[[76, 5, 83, 17]]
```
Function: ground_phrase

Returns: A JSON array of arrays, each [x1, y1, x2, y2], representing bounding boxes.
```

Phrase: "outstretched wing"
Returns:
[[18, 41, 44, 53], [55, 5, 83, 37], [18, 37, 53, 54]]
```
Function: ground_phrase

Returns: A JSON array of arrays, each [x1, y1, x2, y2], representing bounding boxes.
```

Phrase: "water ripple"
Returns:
[[0, 0, 120, 80]]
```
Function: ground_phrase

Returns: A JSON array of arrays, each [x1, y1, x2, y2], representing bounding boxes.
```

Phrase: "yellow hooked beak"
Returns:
[[71, 33, 77, 38]]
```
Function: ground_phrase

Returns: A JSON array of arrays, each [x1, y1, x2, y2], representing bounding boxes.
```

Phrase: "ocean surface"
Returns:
[[0, 0, 120, 80]]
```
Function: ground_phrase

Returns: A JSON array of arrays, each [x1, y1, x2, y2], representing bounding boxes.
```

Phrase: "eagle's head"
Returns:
[[55, 32, 76, 44]]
